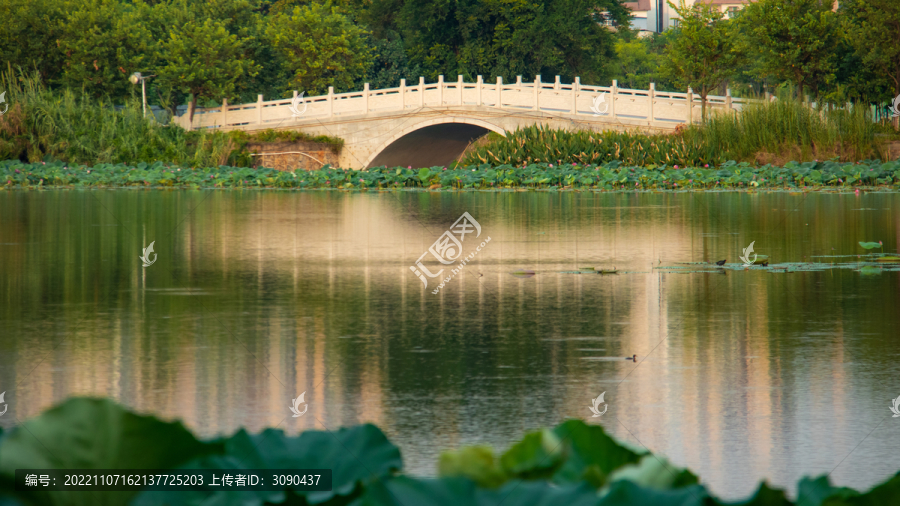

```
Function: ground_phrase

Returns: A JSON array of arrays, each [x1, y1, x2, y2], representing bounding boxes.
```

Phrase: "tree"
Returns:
[[737, 0, 839, 101], [0, 0, 66, 85], [662, 1, 742, 121], [358, 31, 421, 90], [265, 2, 373, 95], [612, 35, 678, 91], [55, 0, 155, 99], [156, 17, 259, 123], [841, 0, 900, 128], [367, 0, 630, 84]]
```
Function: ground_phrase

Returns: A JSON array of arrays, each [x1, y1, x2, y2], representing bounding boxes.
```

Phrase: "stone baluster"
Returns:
[[328, 87, 334, 117], [573, 77, 579, 115], [257, 94, 263, 124], [363, 83, 370, 114], [611, 80, 617, 120], [419, 77, 425, 108], [477, 75, 483, 106]]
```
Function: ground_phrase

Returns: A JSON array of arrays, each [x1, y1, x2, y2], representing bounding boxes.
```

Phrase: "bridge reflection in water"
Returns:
[[2, 192, 897, 500]]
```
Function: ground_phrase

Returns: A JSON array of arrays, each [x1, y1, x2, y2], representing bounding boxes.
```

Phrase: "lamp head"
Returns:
[[129, 72, 142, 85]]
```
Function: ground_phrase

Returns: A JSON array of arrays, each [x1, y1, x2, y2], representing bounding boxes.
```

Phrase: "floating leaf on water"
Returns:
[[875, 256, 900, 263], [858, 241, 883, 250], [512, 270, 536, 277], [579, 267, 596, 271], [753, 255, 769, 264], [597, 269, 618, 274], [858, 266, 882, 275]]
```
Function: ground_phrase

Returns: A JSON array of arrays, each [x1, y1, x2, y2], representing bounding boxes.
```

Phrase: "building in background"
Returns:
[[623, 0, 752, 35], [622, 1, 840, 35]]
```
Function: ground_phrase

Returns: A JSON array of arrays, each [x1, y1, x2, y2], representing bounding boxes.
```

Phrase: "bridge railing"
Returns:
[[174, 75, 748, 132]]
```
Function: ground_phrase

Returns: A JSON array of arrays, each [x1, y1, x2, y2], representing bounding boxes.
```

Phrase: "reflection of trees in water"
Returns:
[[3, 191, 900, 444]]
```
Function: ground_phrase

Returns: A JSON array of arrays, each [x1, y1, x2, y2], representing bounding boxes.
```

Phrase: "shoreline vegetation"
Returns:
[[2, 70, 899, 188], [1, 398, 898, 505], [3, 159, 899, 191]]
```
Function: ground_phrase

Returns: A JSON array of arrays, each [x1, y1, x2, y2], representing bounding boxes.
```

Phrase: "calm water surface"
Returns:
[[1, 189, 899, 500]]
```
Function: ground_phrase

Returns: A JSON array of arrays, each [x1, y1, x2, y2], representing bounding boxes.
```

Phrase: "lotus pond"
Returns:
[[3, 158, 900, 190], [0, 187, 899, 504]]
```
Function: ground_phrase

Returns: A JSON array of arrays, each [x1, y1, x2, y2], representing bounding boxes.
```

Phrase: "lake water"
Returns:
[[1, 189, 899, 500]]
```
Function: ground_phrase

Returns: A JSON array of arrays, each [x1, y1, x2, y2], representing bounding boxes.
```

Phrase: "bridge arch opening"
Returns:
[[364, 120, 506, 169]]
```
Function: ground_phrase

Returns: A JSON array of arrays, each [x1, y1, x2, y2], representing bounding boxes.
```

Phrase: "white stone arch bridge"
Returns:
[[173, 75, 747, 169]]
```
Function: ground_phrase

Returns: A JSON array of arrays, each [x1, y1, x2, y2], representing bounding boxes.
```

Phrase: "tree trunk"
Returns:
[[700, 91, 708, 122]]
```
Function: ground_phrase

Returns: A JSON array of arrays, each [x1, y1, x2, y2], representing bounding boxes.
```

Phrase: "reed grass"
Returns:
[[0, 67, 234, 167], [463, 93, 894, 167]]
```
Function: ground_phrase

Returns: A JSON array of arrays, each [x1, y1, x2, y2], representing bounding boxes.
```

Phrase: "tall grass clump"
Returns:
[[0, 67, 234, 167], [461, 127, 714, 167], [692, 88, 884, 163], [463, 92, 892, 167]]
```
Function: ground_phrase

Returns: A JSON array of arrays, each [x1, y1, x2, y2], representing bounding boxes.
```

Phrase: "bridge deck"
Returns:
[[174, 76, 748, 133]]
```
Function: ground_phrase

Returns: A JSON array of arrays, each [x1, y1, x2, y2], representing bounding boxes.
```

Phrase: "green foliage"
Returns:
[[2, 399, 900, 506], [737, 0, 840, 100], [228, 129, 345, 152], [838, 0, 900, 128], [266, 2, 373, 96], [132, 425, 403, 505], [360, 30, 421, 90], [438, 446, 508, 489], [858, 242, 883, 250], [613, 39, 662, 91], [6, 154, 900, 192], [0, 0, 66, 84], [156, 16, 260, 118], [0, 69, 236, 167], [0, 398, 222, 506], [465, 94, 887, 167], [54, 0, 154, 98], [373, 0, 628, 83], [663, 1, 744, 120], [841, 0, 900, 98]]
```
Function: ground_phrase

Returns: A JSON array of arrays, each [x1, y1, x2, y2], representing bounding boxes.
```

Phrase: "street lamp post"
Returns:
[[129, 72, 156, 118]]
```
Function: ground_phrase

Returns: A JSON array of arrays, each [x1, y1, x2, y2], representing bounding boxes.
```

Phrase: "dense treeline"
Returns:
[[622, 0, 900, 119], [1, 0, 897, 116], [0, 0, 629, 119]]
